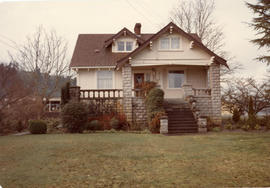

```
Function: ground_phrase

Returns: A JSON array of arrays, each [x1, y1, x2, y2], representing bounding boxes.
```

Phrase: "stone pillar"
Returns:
[[160, 115, 168, 134], [198, 117, 207, 133], [122, 64, 133, 124], [182, 84, 193, 99], [69, 86, 80, 102], [209, 63, 221, 125]]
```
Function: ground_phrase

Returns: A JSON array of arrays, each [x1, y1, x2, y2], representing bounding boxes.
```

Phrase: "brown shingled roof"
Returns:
[[70, 23, 226, 69], [70, 33, 153, 67]]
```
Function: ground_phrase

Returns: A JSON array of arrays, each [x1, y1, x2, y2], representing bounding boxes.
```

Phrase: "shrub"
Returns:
[[16, 120, 24, 132], [206, 117, 219, 131], [61, 102, 88, 133], [29, 120, 47, 134], [224, 123, 234, 130], [141, 81, 157, 96], [86, 120, 102, 131], [115, 113, 129, 130], [232, 108, 241, 123], [242, 124, 250, 131], [149, 111, 165, 133], [46, 118, 61, 133], [254, 124, 261, 130], [145, 88, 165, 133], [212, 127, 221, 132], [110, 117, 120, 130]]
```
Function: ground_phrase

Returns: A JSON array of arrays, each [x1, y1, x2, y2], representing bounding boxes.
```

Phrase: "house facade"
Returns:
[[70, 22, 227, 132]]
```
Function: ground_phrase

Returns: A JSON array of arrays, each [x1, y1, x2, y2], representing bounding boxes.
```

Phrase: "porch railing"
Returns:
[[80, 89, 123, 99], [192, 88, 211, 96]]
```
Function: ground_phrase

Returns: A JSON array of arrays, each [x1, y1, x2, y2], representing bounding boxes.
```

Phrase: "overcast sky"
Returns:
[[0, 0, 268, 80]]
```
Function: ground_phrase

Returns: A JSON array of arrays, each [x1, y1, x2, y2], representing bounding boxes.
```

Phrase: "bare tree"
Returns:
[[222, 78, 270, 115], [170, 0, 224, 54], [10, 26, 70, 102], [0, 63, 30, 111], [170, 0, 242, 81]]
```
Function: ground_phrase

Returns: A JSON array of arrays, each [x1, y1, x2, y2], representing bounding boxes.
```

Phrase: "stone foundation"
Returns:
[[132, 97, 147, 130], [209, 63, 222, 125], [194, 96, 212, 117]]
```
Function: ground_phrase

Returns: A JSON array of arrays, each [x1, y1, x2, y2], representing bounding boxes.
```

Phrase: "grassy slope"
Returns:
[[0, 132, 270, 187]]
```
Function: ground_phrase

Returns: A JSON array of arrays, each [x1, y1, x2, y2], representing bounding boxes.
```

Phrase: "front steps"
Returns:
[[164, 99, 198, 134]]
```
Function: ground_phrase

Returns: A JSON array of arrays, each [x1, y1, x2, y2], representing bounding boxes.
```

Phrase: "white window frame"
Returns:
[[116, 40, 134, 52], [96, 70, 114, 89], [159, 35, 182, 51], [167, 69, 186, 89]]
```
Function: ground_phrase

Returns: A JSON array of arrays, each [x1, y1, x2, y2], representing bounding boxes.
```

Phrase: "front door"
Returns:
[[134, 73, 144, 96]]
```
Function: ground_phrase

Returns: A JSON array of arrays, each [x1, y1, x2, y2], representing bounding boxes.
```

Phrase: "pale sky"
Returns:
[[0, 0, 268, 80]]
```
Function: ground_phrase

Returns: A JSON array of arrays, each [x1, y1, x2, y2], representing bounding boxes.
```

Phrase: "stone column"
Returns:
[[69, 86, 80, 102], [122, 64, 133, 124], [209, 63, 221, 125]]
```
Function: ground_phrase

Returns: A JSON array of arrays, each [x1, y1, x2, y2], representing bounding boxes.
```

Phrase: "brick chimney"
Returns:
[[134, 23, 141, 35]]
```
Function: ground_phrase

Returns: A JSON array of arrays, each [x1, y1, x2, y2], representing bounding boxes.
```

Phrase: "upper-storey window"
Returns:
[[117, 41, 133, 52], [160, 36, 180, 50], [126, 41, 133, 51], [117, 41, 125, 51]]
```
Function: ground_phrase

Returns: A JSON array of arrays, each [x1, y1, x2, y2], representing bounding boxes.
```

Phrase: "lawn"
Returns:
[[0, 132, 270, 187]]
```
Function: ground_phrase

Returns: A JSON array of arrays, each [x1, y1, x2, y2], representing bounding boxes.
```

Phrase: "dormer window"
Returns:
[[117, 41, 125, 51], [117, 41, 133, 52], [160, 36, 180, 50]]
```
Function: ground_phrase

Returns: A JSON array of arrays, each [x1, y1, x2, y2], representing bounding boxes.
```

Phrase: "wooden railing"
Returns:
[[192, 88, 211, 96], [80, 89, 123, 99]]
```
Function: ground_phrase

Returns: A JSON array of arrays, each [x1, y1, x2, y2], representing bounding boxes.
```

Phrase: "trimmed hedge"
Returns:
[[29, 120, 47, 134], [110, 117, 120, 130], [61, 102, 88, 133]]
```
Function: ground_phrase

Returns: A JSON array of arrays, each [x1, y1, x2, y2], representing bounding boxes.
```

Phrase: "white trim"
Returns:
[[131, 61, 210, 67], [71, 66, 115, 69]]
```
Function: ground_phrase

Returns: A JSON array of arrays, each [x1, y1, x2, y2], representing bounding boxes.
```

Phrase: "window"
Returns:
[[117, 41, 125, 51], [160, 37, 170, 49], [160, 37, 180, 50], [171, 37, 180, 49], [126, 41, 133, 51], [117, 41, 133, 52], [97, 70, 113, 89], [168, 71, 184, 88]]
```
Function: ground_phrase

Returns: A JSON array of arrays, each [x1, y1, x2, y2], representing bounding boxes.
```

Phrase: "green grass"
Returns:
[[1, 132, 270, 187]]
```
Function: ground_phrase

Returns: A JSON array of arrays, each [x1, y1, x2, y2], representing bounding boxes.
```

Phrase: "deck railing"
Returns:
[[80, 89, 123, 99], [192, 88, 211, 96]]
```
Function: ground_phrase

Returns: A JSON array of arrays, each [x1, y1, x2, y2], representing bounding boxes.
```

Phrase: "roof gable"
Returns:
[[116, 22, 228, 68], [104, 27, 144, 48]]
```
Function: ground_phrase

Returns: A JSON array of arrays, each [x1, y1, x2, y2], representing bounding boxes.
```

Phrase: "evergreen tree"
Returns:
[[246, 0, 270, 64]]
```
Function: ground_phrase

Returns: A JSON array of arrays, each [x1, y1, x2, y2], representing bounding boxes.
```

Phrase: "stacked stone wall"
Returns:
[[132, 97, 147, 130], [194, 96, 212, 117], [209, 63, 221, 125]]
